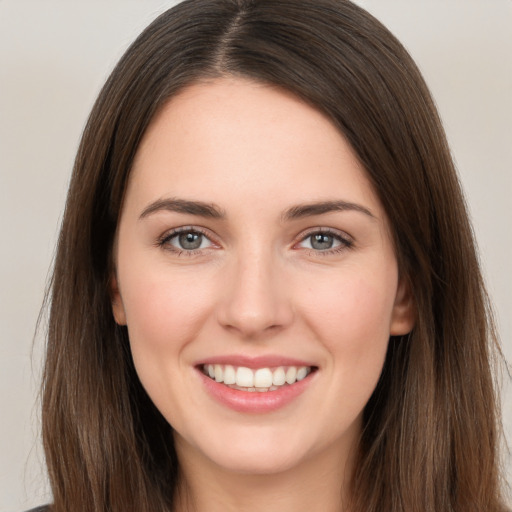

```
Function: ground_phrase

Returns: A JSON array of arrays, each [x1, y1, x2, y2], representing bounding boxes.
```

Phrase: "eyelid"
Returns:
[[157, 225, 220, 254], [293, 227, 354, 254]]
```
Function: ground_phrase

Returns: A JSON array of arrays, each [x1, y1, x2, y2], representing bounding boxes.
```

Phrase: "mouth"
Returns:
[[200, 364, 316, 392]]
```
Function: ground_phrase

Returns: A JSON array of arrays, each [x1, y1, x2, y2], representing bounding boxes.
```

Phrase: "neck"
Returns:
[[173, 436, 357, 512]]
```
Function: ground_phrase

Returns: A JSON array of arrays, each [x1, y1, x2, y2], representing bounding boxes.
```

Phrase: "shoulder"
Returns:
[[24, 507, 50, 512]]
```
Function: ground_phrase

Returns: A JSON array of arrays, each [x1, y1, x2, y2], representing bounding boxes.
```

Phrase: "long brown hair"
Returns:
[[42, 1, 508, 510]]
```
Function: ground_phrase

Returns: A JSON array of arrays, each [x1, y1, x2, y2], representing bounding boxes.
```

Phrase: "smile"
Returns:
[[197, 356, 317, 413], [202, 364, 313, 392]]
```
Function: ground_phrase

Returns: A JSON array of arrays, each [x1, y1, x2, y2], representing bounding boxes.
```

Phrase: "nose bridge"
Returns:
[[217, 240, 292, 337]]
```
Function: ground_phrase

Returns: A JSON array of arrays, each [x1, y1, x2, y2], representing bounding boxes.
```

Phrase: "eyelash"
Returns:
[[295, 228, 354, 256], [156, 227, 354, 257], [156, 226, 215, 257]]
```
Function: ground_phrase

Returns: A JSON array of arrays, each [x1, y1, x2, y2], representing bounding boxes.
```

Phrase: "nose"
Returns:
[[216, 248, 294, 339]]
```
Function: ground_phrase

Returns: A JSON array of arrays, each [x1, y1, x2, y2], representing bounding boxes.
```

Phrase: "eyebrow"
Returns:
[[139, 198, 225, 220], [282, 200, 376, 221], [139, 197, 375, 222]]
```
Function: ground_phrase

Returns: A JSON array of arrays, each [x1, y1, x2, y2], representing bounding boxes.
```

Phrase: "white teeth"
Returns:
[[254, 368, 273, 388], [223, 365, 236, 385], [203, 364, 312, 390], [296, 367, 308, 381], [236, 367, 254, 387], [272, 367, 286, 386], [285, 366, 297, 384], [214, 364, 223, 382]]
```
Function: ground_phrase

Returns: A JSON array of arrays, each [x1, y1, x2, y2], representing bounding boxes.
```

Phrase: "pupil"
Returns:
[[311, 233, 333, 250], [179, 232, 202, 250]]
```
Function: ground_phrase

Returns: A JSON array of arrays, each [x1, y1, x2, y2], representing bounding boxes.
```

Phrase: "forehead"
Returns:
[[126, 77, 381, 219]]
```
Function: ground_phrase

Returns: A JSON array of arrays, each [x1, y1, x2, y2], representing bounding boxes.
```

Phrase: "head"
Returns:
[[43, 1, 503, 511]]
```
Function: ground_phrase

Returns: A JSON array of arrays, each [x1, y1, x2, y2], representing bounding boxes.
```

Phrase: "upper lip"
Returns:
[[195, 354, 317, 369]]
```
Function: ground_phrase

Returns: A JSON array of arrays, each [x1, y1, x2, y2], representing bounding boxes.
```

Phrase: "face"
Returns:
[[111, 78, 414, 477]]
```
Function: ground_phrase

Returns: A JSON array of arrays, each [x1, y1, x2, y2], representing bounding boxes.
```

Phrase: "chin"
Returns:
[[175, 423, 317, 476], [207, 447, 307, 476]]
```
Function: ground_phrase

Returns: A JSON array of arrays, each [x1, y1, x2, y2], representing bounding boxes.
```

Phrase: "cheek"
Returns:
[[118, 268, 220, 424], [300, 266, 397, 383], [304, 274, 396, 432], [305, 270, 396, 335], [119, 268, 215, 370]]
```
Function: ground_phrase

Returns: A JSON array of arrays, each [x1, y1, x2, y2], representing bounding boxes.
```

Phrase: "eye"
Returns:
[[159, 228, 214, 253], [296, 230, 353, 253]]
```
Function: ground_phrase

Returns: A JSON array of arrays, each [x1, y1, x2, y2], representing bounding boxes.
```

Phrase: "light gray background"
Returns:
[[1, 1, 510, 510]]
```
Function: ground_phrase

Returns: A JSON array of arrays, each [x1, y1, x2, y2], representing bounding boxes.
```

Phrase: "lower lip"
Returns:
[[197, 369, 315, 413]]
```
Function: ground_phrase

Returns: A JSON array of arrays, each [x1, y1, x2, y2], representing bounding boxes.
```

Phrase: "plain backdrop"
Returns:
[[0, 1, 510, 510]]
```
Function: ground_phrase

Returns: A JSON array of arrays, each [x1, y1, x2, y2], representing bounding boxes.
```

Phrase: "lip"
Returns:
[[195, 355, 317, 413]]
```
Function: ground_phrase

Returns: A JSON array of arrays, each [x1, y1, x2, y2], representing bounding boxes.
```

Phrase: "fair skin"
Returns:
[[111, 77, 414, 512]]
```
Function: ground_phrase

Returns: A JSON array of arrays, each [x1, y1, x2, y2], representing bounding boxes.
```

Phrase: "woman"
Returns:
[[36, 0, 508, 511]]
